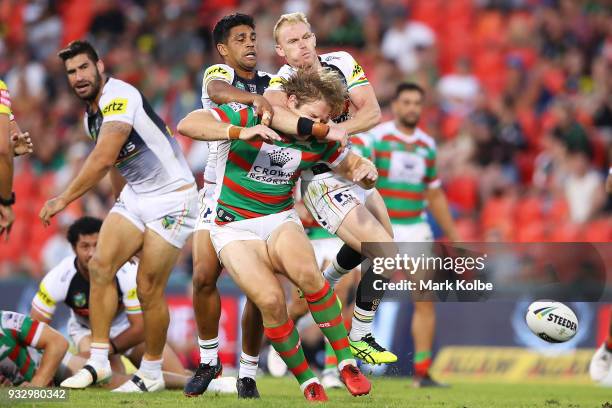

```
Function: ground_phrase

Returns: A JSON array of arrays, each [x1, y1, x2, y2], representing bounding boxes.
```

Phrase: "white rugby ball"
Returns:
[[525, 300, 578, 343]]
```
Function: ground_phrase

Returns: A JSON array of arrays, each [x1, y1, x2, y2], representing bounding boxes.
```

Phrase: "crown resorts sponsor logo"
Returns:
[[247, 144, 301, 185]]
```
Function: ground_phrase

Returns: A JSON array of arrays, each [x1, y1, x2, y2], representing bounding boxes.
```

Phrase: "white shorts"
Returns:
[[352, 184, 375, 205], [195, 183, 217, 232], [301, 176, 360, 234], [110, 184, 198, 248], [67, 313, 132, 353], [311, 237, 344, 268], [210, 209, 303, 255], [392, 222, 434, 243]]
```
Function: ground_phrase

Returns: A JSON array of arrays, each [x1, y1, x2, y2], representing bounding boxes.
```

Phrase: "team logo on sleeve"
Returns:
[[0, 88, 11, 108], [102, 98, 128, 116], [247, 144, 301, 185]]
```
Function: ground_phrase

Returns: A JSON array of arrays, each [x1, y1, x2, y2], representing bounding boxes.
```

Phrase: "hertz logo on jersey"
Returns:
[[102, 98, 128, 116]]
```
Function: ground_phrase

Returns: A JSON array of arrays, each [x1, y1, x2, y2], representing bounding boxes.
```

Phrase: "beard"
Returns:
[[72, 70, 102, 102], [399, 115, 420, 129]]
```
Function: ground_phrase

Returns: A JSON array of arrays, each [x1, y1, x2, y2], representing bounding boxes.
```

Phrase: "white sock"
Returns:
[[338, 358, 357, 371], [238, 352, 259, 380], [89, 343, 110, 368], [349, 306, 375, 341], [198, 336, 219, 365], [139, 358, 163, 381], [323, 259, 350, 287], [299, 377, 320, 393]]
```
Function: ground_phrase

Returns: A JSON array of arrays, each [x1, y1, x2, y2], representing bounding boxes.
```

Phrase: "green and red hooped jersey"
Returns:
[[0, 311, 44, 382], [368, 121, 440, 225], [209, 103, 347, 224]]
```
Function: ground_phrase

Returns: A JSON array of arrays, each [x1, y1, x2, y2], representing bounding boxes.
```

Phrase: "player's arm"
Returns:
[[264, 89, 348, 146], [110, 312, 144, 355], [332, 150, 378, 190], [208, 80, 272, 120], [9, 120, 33, 157], [29, 324, 69, 387], [177, 108, 280, 142], [111, 273, 144, 354], [336, 84, 381, 135], [0, 111, 13, 201], [31, 271, 64, 324], [425, 188, 459, 242], [39, 121, 130, 225], [606, 168, 612, 194]]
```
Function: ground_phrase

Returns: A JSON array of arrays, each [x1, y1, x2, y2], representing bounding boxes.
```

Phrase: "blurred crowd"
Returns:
[[0, 0, 610, 278]]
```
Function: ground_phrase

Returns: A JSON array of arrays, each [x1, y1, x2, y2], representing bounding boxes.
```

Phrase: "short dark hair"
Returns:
[[58, 40, 100, 63], [213, 13, 255, 46], [67, 216, 102, 247], [394, 82, 425, 99]]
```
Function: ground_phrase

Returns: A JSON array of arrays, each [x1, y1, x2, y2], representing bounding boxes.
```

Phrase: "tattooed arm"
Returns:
[[40, 121, 131, 225]]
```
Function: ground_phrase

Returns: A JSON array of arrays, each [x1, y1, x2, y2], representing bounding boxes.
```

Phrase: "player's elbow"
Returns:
[[177, 115, 200, 139], [368, 104, 382, 128]]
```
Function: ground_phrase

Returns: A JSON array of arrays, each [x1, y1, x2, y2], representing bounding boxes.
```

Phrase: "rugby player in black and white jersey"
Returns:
[[39, 41, 198, 392], [264, 12, 398, 366], [184, 13, 273, 399]]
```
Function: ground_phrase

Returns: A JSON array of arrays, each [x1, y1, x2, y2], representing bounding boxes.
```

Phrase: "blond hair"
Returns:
[[281, 68, 347, 118], [273, 12, 311, 44]]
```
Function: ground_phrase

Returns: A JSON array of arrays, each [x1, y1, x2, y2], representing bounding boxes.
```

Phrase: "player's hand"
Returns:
[[11, 131, 33, 156], [352, 159, 378, 189], [239, 125, 281, 143], [253, 95, 273, 126], [0, 374, 13, 387], [39, 196, 68, 226], [325, 124, 349, 151], [0, 205, 14, 241]]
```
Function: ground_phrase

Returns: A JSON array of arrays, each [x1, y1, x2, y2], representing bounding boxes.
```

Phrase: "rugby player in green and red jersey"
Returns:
[[178, 68, 374, 402]]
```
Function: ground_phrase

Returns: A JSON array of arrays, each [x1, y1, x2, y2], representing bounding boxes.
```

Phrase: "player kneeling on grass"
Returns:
[[178, 68, 374, 402], [29, 216, 195, 390]]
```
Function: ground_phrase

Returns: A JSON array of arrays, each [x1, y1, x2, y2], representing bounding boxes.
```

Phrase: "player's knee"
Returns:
[[293, 265, 324, 293], [256, 291, 285, 320], [192, 262, 219, 294], [136, 278, 163, 306], [88, 256, 115, 285]]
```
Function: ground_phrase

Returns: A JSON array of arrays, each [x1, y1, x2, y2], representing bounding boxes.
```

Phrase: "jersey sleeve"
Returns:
[[320, 142, 348, 168], [267, 65, 293, 92], [209, 103, 260, 127], [117, 262, 141, 315], [0, 80, 14, 120], [99, 82, 140, 126], [333, 52, 369, 91], [31, 264, 68, 320], [424, 142, 440, 189], [201, 64, 235, 103], [1, 311, 44, 348]]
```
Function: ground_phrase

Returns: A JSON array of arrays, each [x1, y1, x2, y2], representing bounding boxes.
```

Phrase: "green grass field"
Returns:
[[11, 377, 611, 408]]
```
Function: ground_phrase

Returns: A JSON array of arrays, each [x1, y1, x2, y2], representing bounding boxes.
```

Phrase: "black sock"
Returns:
[[335, 244, 366, 271], [355, 263, 390, 313]]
